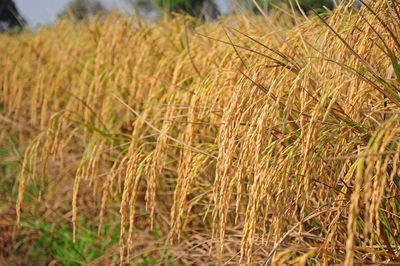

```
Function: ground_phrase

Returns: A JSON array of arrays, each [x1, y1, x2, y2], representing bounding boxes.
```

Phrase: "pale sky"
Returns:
[[14, 0, 232, 28]]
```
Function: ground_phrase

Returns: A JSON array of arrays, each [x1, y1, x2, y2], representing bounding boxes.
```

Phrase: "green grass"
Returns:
[[19, 220, 119, 265]]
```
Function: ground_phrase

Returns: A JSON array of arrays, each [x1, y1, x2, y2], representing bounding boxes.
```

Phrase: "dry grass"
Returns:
[[2, 0, 400, 264]]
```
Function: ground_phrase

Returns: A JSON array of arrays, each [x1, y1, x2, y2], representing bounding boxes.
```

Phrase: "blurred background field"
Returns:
[[2, 0, 400, 265]]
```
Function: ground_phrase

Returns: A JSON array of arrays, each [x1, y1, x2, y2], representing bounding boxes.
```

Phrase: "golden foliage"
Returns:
[[2, 1, 400, 264]]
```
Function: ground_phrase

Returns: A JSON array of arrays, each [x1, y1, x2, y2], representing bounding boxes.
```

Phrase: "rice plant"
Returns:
[[1, 0, 400, 264]]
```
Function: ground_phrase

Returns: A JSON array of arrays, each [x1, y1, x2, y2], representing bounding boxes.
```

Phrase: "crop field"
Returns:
[[1, 0, 400, 265]]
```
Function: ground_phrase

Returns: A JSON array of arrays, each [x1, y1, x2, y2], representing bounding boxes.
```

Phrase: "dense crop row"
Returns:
[[2, 1, 400, 264]]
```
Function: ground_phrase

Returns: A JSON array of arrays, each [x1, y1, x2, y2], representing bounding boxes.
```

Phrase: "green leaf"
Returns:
[[391, 57, 400, 84]]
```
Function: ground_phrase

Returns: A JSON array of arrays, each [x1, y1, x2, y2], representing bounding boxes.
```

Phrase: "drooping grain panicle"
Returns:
[[4, 1, 400, 264]]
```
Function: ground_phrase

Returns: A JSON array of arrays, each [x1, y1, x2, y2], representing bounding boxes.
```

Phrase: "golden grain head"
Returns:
[[3, 1, 400, 264]]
